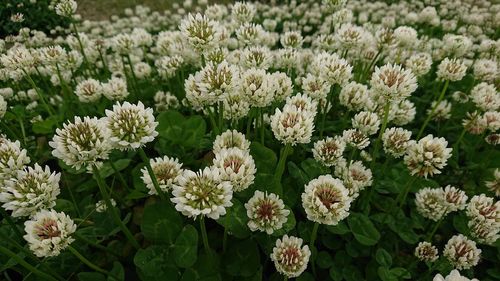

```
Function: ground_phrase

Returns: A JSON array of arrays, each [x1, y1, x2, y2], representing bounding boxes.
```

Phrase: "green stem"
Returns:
[[371, 101, 391, 164], [274, 144, 292, 183], [426, 218, 443, 241], [259, 108, 265, 145], [92, 166, 141, 250], [397, 177, 417, 208], [74, 233, 120, 258], [199, 216, 211, 254], [0, 208, 23, 238], [71, 22, 94, 77], [68, 245, 120, 280], [222, 209, 230, 253], [138, 148, 166, 200], [23, 70, 55, 116], [310, 222, 319, 277], [109, 160, 129, 191], [0, 245, 58, 281], [417, 80, 449, 139]]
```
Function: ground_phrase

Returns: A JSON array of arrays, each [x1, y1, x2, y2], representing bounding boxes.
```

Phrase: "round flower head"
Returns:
[[334, 160, 373, 198], [55, 0, 77, 17], [391, 99, 416, 126], [110, 33, 137, 55], [271, 235, 311, 278], [436, 58, 467, 81], [442, 34, 472, 58], [302, 175, 352, 225], [0, 137, 30, 184], [213, 129, 250, 154], [338, 82, 372, 111], [468, 217, 499, 245], [428, 100, 452, 121], [318, 52, 353, 86], [236, 23, 265, 46], [141, 156, 183, 195], [405, 52, 433, 77], [342, 129, 370, 150], [196, 61, 240, 102], [485, 133, 499, 145], [95, 198, 116, 213], [75, 78, 103, 103], [443, 234, 481, 270], [104, 101, 158, 150], [0, 96, 6, 118], [312, 136, 346, 167], [271, 72, 294, 102], [223, 90, 251, 121], [443, 185, 468, 212], [240, 68, 274, 107], [470, 82, 499, 112], [336, 23, 369, 50], [50, 116, 111, 171], [466, 194, 499, 227], [473, 59, 498, 82], [280, 31, 303, 49], [285, 93, 317, 116], [171, 167, 233, 219], [240, 46, 273, 70], [415, 187, 449, 221], [156, 55, 184, 79], [302, 73, 330, 100], [24, 209, 76, 257], [270, 105, 315, 146], [213, 148, 256, 192], [0, 164, 60, 218], [245, 190, 289, 234], [393, 26, 418, 47], [231, 2, 256, 23], [154, 91, 180, 112], [179, 13, 223, 51], [382, 127, 413, 158], [433, 270, 479, 281], [370, 63, 418, 100], [415, 241, 439, 262], [485, 169, 500, 197], [404, 135, 452, 178], [102, 77, 129, 101], [352, 111, 381, 136]]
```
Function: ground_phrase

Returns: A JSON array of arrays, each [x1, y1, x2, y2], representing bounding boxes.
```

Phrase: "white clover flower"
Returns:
[[213, 130, 250, 154], [302, 175, 351, 225], [245, 190, 289, 234], [415, 241, 439, 262], [443, 234, 481, 270], [433, 270, 478, 281], [466, 194, 499, 227], [352, 111, 381, 136], [470, 82, 499, 112], [468, 217, 499, 245], [442, 34, 472, 58], [196, 61, 240, 102], [371, 63, 418, 101], [473, 59, 498, 82], [50, 116, 111, 171], [404, 135, 452, 178], [0, 164, 60, 218], [74, 78, 103, 103], [334, 159, 373, 198], [0, 137, 30, 185], [180, 13, 223, 51], [415, 187, 449, 221], [95, 199, 116, 213], [236, 23, 265, 46], [485, 169, 500, 197], [10, 13, 24, 23], [342, 129, 370, 150], [141, 156, 183, 195], [405, 52, 433, 77], [270, 105, 315, 146], [443, 185, 468, 212], [154, 91, 180, 112], [240, 68, 274, 107], [312, 136, 345, 167], [382, 127, 413, 158], [55, 0, 77, 17], [428, 100, 452, 121], [338, 82, 372, 111], [271, 235, 311, 278], [336, 23, 370, 50], [133, 62, 152, 79], [271, 72, 294, 102], [317, 52, 353, 86], [102, 77, 129, 101], [231, 2, 255, 23], [38, 45, 67, 66], [171, 167, 233, 219], [213, 148, 256, 192], [281, 31, 303, 49], [240, 46, 273, 70], [156, 55, 184, 79], [104, 101, 158, 150], [394, 26, 418, 47], [302, 74, 330, 100], [24, 209, 76, 258], [436, 58, 467, 81]]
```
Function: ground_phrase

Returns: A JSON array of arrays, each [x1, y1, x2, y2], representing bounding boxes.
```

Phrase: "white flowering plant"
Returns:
[[0, 1, 499, 281]]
